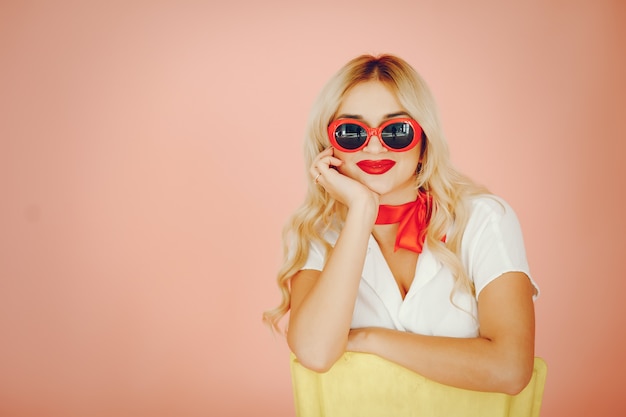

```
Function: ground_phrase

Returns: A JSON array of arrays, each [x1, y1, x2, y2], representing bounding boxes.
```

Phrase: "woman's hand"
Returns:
[[311, 147, 379, 213]]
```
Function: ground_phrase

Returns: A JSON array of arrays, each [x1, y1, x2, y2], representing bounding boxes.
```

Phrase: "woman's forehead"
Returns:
[[336, 81, 406, 124]]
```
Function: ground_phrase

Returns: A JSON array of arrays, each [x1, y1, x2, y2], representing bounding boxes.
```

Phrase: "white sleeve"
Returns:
[[463, 197, 539, 299], [301, 239, 326, 271]]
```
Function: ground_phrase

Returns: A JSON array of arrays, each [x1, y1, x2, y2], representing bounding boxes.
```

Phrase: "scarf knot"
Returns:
[[374, 192, 433, 254]]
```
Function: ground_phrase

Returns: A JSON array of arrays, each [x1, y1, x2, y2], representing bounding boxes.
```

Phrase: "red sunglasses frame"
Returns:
[[327, 117, 423, 153]]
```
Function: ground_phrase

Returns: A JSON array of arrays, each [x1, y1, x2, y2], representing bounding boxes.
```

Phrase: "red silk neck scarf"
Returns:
[[375, 191, 433, 254]]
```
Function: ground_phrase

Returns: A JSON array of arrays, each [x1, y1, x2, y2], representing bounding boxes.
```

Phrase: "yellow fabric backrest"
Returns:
[[291, 352, 547, 417]]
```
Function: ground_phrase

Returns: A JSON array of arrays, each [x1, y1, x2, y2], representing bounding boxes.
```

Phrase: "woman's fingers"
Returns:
[[309, 149, 378, 212], [310, 148, 342, 184]]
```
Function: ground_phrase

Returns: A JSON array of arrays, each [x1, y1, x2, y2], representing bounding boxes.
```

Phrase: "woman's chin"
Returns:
[[367, 183, 418, 204], [367, 184, 392, 196]]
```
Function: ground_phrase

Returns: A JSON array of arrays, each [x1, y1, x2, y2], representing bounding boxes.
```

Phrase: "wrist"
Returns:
[[346, 195, 378, 223]]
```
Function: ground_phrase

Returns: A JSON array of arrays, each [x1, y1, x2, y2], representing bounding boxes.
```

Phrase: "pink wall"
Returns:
[[1, 1, 624, 416]]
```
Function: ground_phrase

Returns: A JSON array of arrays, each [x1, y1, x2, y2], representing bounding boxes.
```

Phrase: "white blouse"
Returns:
[[301, 196, 539, 338]]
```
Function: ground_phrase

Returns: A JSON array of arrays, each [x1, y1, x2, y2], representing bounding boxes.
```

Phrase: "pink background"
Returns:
[[1, 1, 624, 416]]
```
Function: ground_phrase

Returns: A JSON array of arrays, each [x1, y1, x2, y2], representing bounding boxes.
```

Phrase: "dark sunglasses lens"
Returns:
[[334, 123, 368, 150], [381, 122, 415, 149]]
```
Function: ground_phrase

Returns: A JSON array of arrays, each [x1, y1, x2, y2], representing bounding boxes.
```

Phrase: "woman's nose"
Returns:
[[363, 134, 386, 153]]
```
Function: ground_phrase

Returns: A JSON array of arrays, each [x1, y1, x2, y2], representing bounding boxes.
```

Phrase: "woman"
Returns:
[[263, 54, 539, 395]]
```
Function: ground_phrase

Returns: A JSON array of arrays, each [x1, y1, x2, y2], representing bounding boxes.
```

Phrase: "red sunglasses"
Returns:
[[327, 117, 422, 152]]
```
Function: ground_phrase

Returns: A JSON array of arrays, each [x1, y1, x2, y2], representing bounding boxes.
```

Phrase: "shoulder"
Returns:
[[302, 228, 340, 257], [460, 194, 528, 257], [464, 194, 521, 231], [468, 194, 514, 217]]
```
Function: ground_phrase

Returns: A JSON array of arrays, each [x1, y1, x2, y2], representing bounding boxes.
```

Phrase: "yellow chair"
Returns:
[[291, 352, 547, 417]]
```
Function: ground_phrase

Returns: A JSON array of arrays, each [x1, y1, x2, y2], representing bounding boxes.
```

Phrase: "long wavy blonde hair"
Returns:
[[263, 54, 489, 333]]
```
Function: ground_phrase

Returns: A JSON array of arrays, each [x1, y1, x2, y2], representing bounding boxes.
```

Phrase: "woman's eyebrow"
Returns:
[[335, 113, 362, 120], [335, 111, 410, 120], [385, 111, 411, 118]]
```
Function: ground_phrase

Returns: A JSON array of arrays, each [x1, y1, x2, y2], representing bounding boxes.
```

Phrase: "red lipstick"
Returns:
[[356, 159, 396, 175]]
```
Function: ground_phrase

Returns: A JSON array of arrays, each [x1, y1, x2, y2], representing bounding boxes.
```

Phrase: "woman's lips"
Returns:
[[356, 159, 396, 175]]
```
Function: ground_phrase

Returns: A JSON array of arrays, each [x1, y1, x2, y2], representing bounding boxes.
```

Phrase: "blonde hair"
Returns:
[[263, 54, 489, 333]]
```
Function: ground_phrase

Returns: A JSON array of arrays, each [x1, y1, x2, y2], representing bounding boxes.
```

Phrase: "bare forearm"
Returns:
[[288, 207, 375, 371], [349, 327, 534, 394]]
